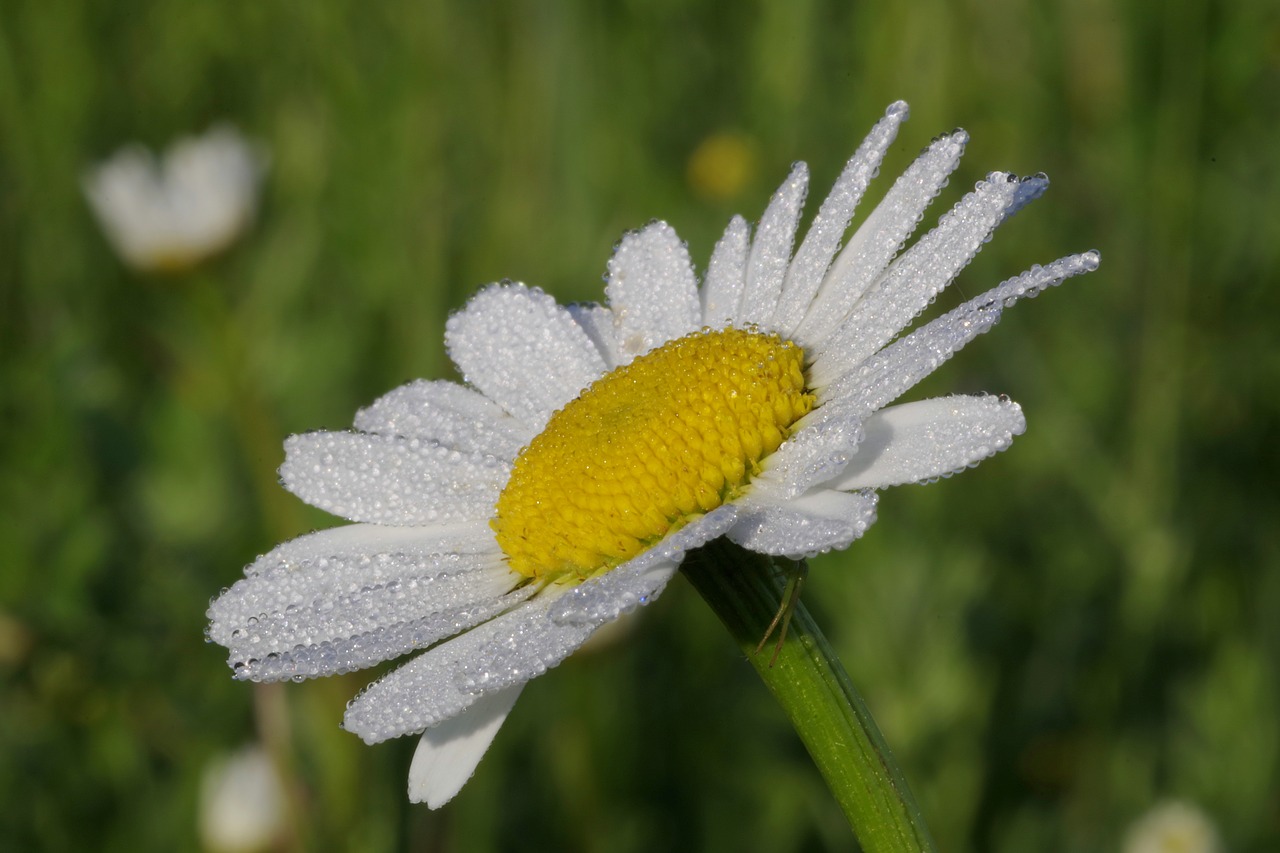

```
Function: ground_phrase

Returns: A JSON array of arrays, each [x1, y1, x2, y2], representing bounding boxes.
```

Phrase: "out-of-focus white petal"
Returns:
[[280, 432, 509, 526], [810, 172, 1049, 388], [83, 124, 266, 272], [824, 395, 1026, 491], [445, 283, 606, 429], [701, 215, 751, 328], [605, 222, 701, 362], [736, 163, 808, 325], [409, 684, 524, 809], [354, 379, 533, 459], [771, 101, 911, 338], [1122, 801, 1223, 853], [199, 745, 286, 853], [728, 489, 877, 559]]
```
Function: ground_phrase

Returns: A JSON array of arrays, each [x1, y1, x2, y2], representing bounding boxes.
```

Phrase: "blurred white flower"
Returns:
[[1122, 800, 1224, 853], [198, 744, 286, 853], [84, 124, 266, 272]]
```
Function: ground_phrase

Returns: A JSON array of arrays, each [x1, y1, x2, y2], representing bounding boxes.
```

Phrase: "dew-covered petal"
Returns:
[[566, 302, 622, 369], [548, 505, 739, 626], [342, 593, 563, 743], [823, 251, 1101, 417], [207, 522, 533, 683], [239, 521, 499, 577], [701, 215, 750, 328], [605, 222, 700, 362], [825, 395, 1026, 491], [810, 172, 1049, 388], [341, 508, 739, 744], [458, 509, 741, 690], [736, 163, 808, 326], [408, 684, 523, 808], [354, 379, 533, 459], [793, 131, 969, 349], [280, 432, 509, 526], [728, 488, 878, 559], [750, 411, 866, 502], [445, 283, 607, 429], [772, 102, 911, 337]]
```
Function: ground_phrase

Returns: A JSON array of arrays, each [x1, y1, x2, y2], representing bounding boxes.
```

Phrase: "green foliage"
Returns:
[[1, 0, 1276, 850]]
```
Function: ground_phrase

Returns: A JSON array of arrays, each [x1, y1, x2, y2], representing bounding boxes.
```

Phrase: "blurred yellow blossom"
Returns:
[[686, 130, 757, 202]]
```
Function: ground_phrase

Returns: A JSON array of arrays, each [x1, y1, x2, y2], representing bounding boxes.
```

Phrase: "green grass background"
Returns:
[[2, 1, 1277, 850]]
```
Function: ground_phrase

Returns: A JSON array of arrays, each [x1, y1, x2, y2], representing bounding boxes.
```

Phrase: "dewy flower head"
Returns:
[[84, 124, 266, 272], [207, 102, 1098, 807]]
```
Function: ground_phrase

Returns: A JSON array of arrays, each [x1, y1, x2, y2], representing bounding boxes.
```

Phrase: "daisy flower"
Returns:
[[1122, 801, 1224, 853], [198, 744, 288, 853], [206, 101, 1098, 807], [84, 124, 266, 272]]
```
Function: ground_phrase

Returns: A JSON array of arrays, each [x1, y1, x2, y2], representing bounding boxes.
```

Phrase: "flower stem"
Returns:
[[681, 538, 937, 853]]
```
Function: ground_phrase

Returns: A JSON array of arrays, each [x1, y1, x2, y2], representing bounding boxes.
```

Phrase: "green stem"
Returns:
[[681, 538, 937, 853]]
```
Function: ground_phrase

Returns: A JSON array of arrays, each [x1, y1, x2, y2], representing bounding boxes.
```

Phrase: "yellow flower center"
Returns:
[[493, 327, 814, 583]]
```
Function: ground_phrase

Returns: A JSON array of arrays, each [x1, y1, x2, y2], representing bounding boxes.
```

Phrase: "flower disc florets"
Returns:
[[494, 327, 814, 582]]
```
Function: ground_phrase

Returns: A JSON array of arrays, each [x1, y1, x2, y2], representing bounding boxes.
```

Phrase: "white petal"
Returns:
[[409, 684, 523, 808], [198, 746, 286, 852], [605, 222, 700, 362], [280, 432, 509, 526], [460, 507, 740, 689], [242, 521, 499, 578], [822, 251, 1101, 417], [771, 101, 910, 337], [84, 126, 264, 270], [342, 593, 573, 743], [566, 302, 622, 369], [737, 162, 808, 325], [825, 395, 1026, 491], [750, 411, 866, 502], [354, 379, 533, 459], [548, 504, 739, 625], [701, 215, 750, 328], [810, 172, 1049, 388], [794, 130, 969, 349], [445, 283, 606, 429], [728, 489, 878, 559], [207, 522, 533, 682], [343, 506, 739, 744]]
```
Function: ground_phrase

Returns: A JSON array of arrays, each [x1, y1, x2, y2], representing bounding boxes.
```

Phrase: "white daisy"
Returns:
[[198, 744, 287, 853], [84, 124, 266, 272], [206, 101, 1098, 807], [1122, 801, 1224, 853]]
